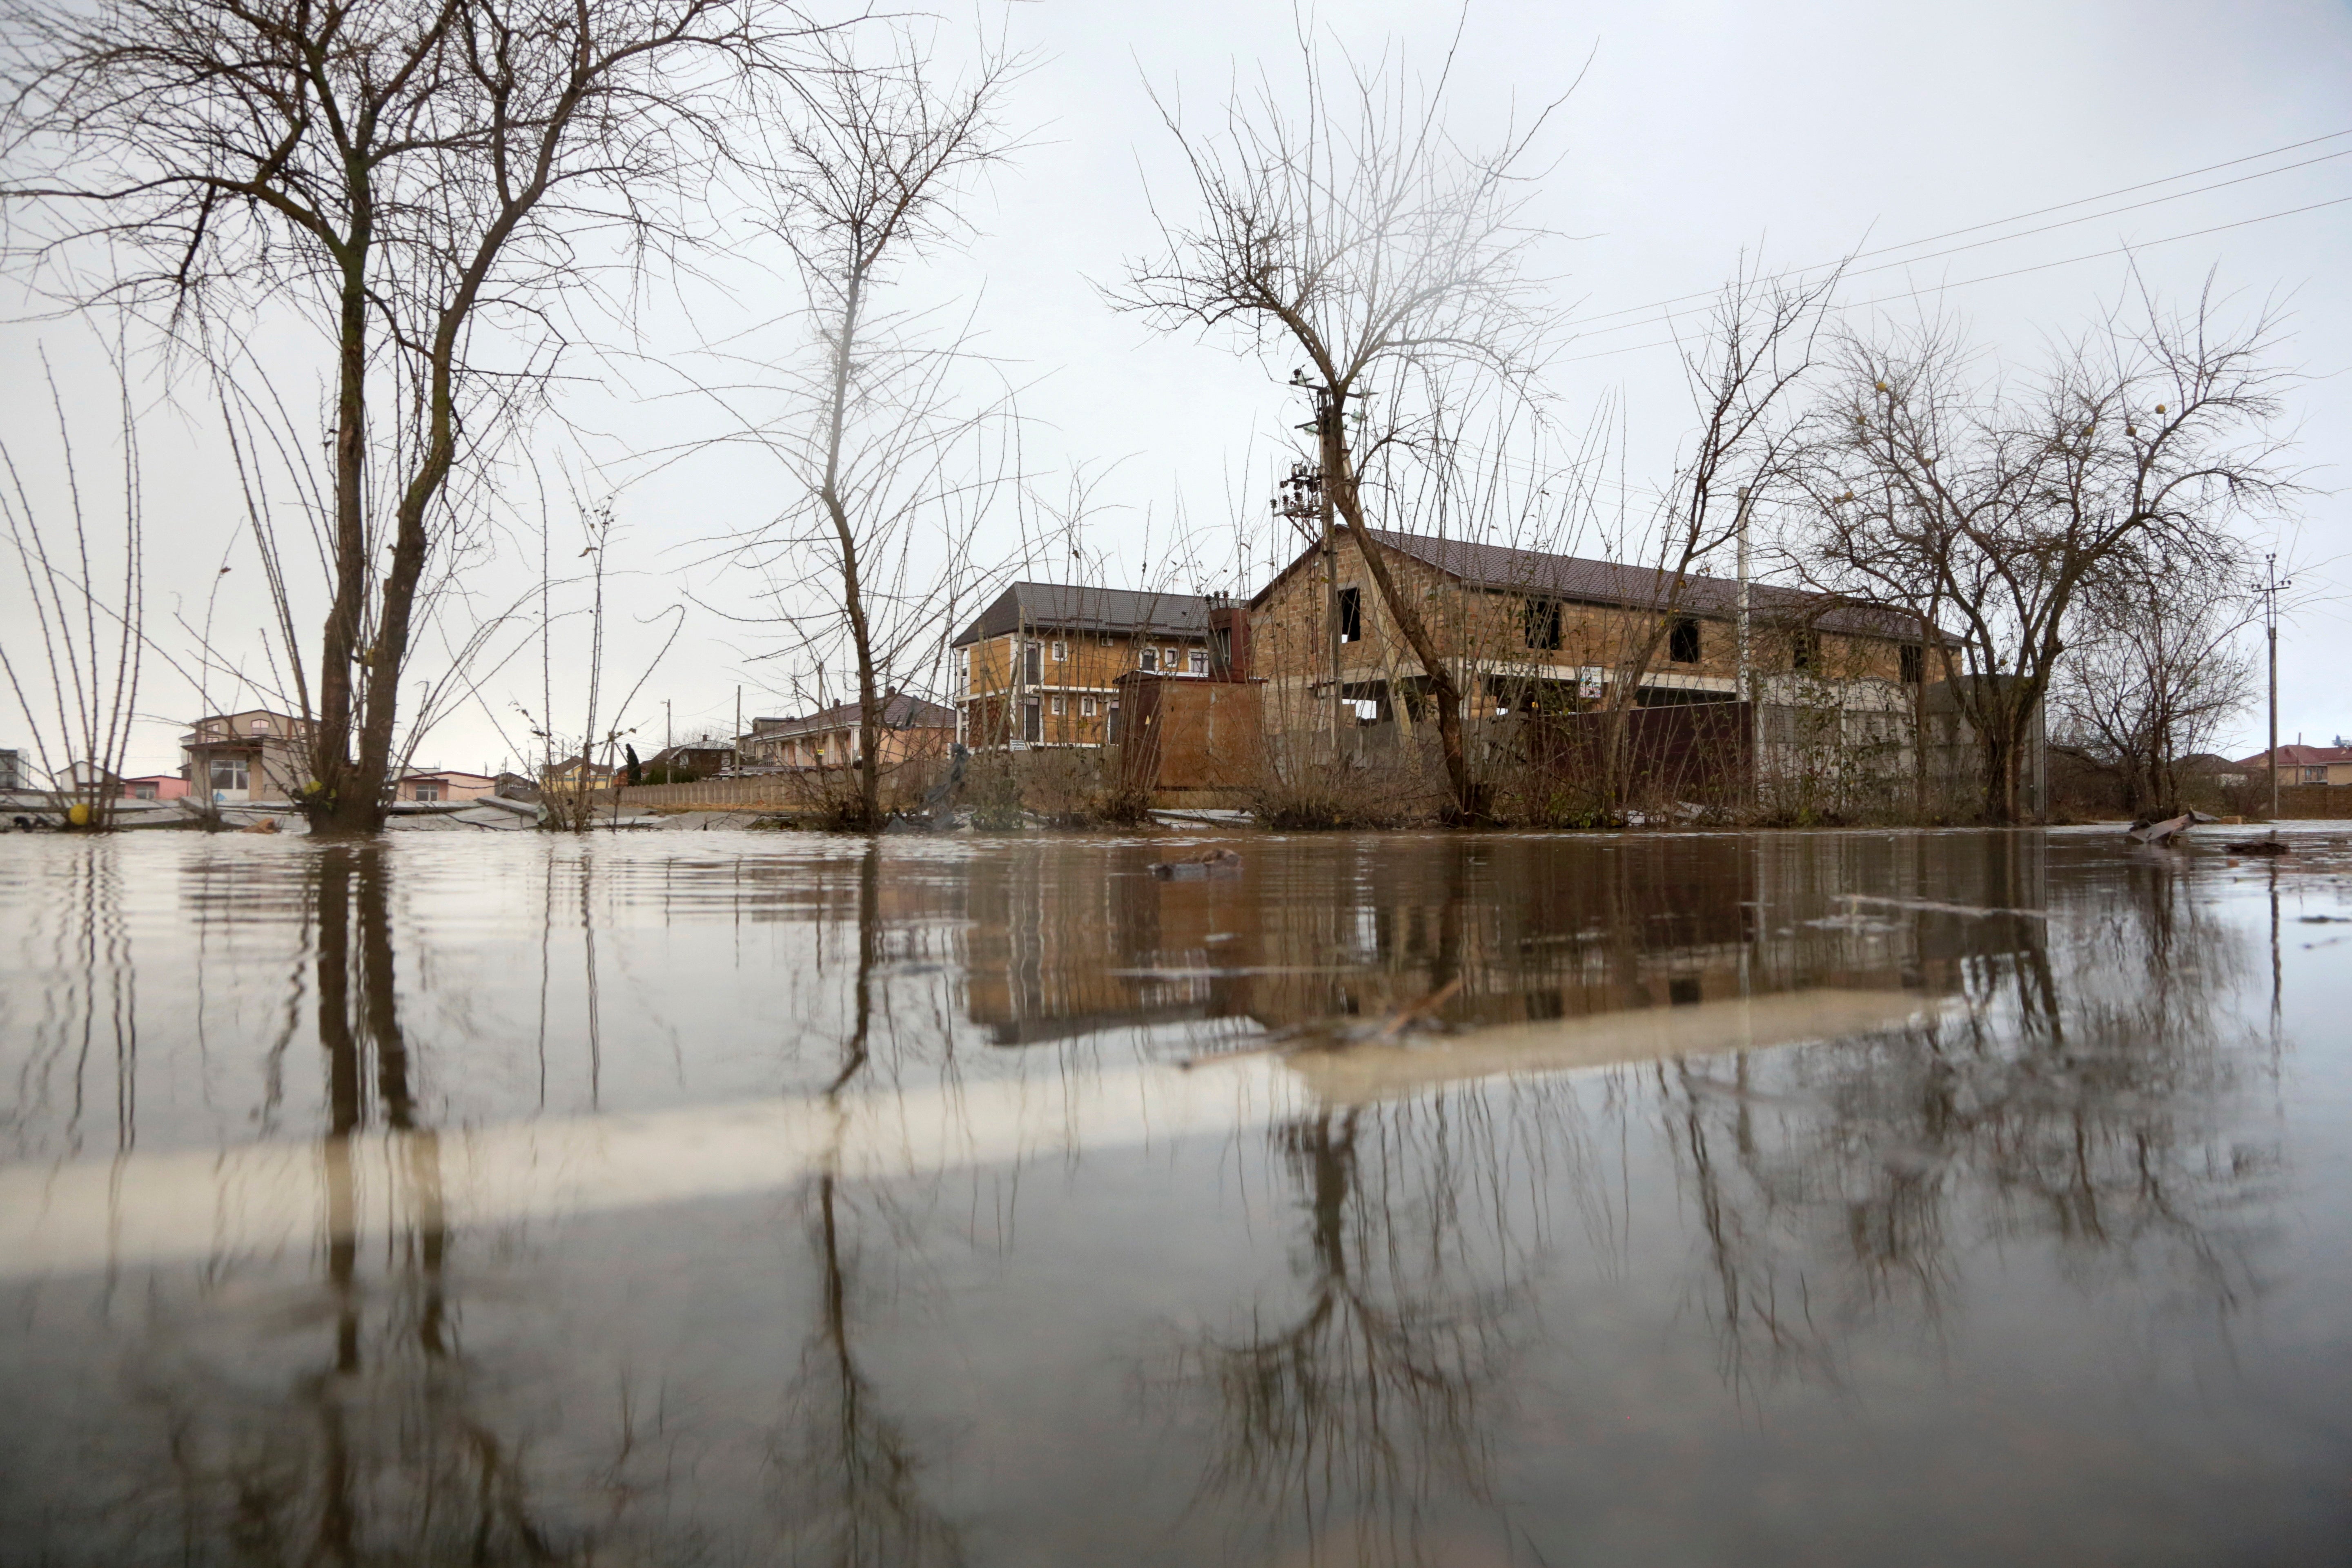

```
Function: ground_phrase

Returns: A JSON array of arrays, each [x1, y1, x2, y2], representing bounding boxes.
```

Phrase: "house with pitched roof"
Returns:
[[2236, 743, 2352, 786], [1248, 527, 1931, 726], [739, 693, 954, 771], [950, 583, 1224, 751]]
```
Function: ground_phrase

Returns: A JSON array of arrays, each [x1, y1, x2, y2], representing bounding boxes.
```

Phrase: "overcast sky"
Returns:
[[4, 0, 2347, 777]]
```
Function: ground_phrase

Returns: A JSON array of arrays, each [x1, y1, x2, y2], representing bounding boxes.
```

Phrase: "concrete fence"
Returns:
[[613, 777, 812, 810]]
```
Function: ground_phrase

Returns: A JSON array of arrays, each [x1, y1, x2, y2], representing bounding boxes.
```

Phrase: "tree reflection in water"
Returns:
[[1156, 852, 1543, 1568], [769, 843, 967, 1567], [1663, 840, 2278, 1396], [134, 847, 570, 1564]]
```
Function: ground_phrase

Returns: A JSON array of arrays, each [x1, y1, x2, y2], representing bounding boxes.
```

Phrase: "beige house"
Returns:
[[396, 768, 495, 803], [951, 583, 1219, 751], [2238, 744, 2352, 786], [739, 694, 954, 771], [180, 709, 315, 802]]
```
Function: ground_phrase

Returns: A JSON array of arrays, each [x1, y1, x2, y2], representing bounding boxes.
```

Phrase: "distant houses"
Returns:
[[740, 693, 953, 772], [2237, 744, 2352, 785]]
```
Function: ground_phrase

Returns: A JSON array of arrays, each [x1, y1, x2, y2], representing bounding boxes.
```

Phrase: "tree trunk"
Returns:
[[1321, 416, 1484, 822], [311, 249, 372, 826]]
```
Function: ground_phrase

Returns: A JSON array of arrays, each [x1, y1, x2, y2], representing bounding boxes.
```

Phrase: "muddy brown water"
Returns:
[[2, 826, 2348, 1565]]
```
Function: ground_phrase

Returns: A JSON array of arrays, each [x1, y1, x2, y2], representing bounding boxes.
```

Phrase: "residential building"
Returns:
[[0, 748, 22, 792], [738, 693, 954, 771], [541, 756, 617, 789], [396, 768, 495, 803], [951, 583, 1216, 750], [119, 774, 191, 802], [2237, 744, 2352, 786], [1248, 527, 1927, 725], [180, 709, 315, 802], [645, 742, 735, 779]]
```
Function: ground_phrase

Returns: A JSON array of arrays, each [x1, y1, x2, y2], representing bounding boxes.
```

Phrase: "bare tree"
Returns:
[[697, 32, 1014, 830], [1581, 267, 1838, 813], [1784, 285, 2293, 822], [1114, 22, 1564, 821], [2054, 555, 2256, 819], [3, 0, 831, 831]]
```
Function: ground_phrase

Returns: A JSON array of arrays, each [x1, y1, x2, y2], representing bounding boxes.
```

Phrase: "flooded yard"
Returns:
[[2, 826, 2348, 1565]]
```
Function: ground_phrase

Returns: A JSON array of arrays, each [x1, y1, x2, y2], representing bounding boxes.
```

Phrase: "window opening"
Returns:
[[1900, 642, 1924, 685], [1523, 597, 1562, 650], [1337, 586, 1363, 643], [1140, 648, 1158, 671], [1791, 628, 1821, 673], [1051, 641, 1067, 662], [1189, 650, 1208, 675], [1668, 617, 1701, 664], [1024, 641, 1042, 684]]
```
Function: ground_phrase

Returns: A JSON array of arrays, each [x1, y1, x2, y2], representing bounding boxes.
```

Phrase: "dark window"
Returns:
[[1212, 625, 1232, 668], [1023, 641, 1042, 684], [1668, 976, 1703, 1007], [1337, 586, 1363, 643], [1668, 617, 1701, 664], [1523, 597, 1562, 650], [1791, 628, 1821, 672], [1900, 642, 1924, 684], [1022, 700, 1040, 743]]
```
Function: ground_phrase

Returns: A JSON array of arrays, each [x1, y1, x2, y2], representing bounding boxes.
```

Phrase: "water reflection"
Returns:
[[0, 829, 2343, 1565]]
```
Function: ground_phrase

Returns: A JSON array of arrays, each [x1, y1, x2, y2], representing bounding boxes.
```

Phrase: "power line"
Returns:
[[1560, 192, 2352, 365], [1568, 147, 2352, 347], [1559, 127, 2352, 335]]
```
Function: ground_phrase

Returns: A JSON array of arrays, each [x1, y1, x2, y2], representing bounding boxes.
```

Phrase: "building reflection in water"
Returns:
[[0, 829, 2323, 1566]]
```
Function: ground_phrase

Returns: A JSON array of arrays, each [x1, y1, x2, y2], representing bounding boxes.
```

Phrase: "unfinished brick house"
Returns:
[[1249, 527, 1967, 809], [1250, 527, 1925, 719]]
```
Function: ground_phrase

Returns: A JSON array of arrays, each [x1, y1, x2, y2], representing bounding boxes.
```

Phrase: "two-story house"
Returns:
[[951, 584, 1217, 751], [1249, 527, 1928, 726], [2237, 744, 2352, 786], [180, 709, 316, 802]]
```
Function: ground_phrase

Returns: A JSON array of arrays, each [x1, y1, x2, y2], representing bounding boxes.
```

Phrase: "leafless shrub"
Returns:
[[0, 354, 143, 829], [2053, 558, 2255, 820]]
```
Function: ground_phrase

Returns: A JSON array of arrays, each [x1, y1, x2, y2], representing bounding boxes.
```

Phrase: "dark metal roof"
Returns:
[[746, 693, 954, 740], [951, 582, 1214, 648], [1251, 528, 1928, 642]]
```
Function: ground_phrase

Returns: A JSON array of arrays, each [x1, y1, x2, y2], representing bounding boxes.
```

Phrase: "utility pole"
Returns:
[[734, 684, 742, 772], [1272, 439, 1333, 751], [1733, 485, 1753, 813], [665, 699, 673, 753], [1283, 368, 1344, 755], [1733, 486, 1753, 703], [2257, 553, 2291, 820]]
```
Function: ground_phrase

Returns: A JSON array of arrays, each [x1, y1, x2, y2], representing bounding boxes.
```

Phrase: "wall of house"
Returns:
[[959, 627, 1209, 749], [1249, 530, 1912, 729]]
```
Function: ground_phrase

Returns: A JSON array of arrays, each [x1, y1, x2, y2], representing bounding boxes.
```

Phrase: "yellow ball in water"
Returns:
[[67, 802, 91, 827]]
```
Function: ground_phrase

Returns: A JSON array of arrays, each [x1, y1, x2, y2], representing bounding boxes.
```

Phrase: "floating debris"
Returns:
[[1151, 846, 1243, 880]]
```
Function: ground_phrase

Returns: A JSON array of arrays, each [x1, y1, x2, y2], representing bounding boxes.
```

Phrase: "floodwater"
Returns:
[[1, 827, 2348, 1566]]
